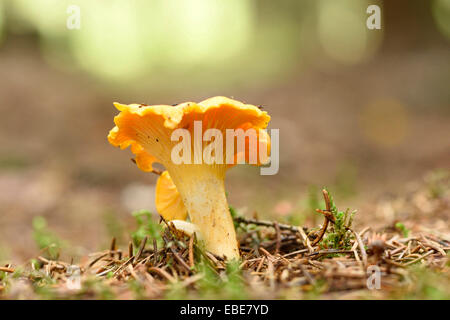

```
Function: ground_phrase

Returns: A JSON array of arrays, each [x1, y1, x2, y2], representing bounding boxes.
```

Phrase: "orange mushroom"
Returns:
[[155, 170, 187, 221], [108, 97, 271, 259]]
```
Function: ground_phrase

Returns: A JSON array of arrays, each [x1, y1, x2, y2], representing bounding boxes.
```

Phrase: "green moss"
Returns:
[[79, 277, 116, 300], [395, 222, 410, 238], [131, 209, 163, 251], [128, 279, 146, 299], [303, 279, 327, 300], [320, 189, 356, 250], [192, 250, 247, 299], [32, 216, 65, 260], [165, 281, 189, 300], [425, 169, 449, 199], [392, 266, 450, 300], [222, 259, 247, 299]]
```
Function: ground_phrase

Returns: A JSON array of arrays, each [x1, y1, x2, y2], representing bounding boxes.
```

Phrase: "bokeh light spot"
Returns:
[[432, 0, 450, 39], [318, 0, 379, 64]]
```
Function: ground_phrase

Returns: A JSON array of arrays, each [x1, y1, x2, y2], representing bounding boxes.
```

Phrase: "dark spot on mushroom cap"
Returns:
[[156, 138, 159, 142]]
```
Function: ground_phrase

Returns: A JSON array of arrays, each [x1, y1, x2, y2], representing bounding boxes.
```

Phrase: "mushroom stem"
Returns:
[[167, 165, 239, 259]]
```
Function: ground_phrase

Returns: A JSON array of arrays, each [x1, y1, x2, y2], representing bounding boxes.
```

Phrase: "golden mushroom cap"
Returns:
[[107, 96, 271, 171]]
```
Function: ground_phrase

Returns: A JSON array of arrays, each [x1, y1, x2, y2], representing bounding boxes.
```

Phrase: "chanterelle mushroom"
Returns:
[[155, 170, 187, 221], [108, 96, 271, 259]]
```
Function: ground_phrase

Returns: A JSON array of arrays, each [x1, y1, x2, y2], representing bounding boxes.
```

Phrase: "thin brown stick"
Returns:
[[311, 219, 329, 246], [109, 237, 116, 257], [205, 252, 220, 266], [311, 189, 334, 246], [282, 248, 309, 258], [148, 267, 176, 283], [255, 257, 265, 273], [403, 250, 433, 266], [259, 247, 274, 260], [134, 236, 148, 264], [88, 252, 109, 268], [307, 249, 353, 257], [188, 235, 195, 268], [0, 267, 14, 273], [113, 256, 134, 275], [274, 222, 281, 254], [298, 226, 314, 253], [352, 229, 368, 267], [37, 256, 50, 264], [128, 241, 134, 258], [234, 216, 307, 233], [153, 239, 158, 265], [169, 246, 191, 272]]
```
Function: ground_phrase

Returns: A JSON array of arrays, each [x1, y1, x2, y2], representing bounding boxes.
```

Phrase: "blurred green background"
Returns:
[[0, 0, 449, 262]]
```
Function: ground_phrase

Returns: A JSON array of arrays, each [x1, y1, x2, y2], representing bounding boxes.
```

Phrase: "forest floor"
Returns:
[[1, 170, 448, 300]]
